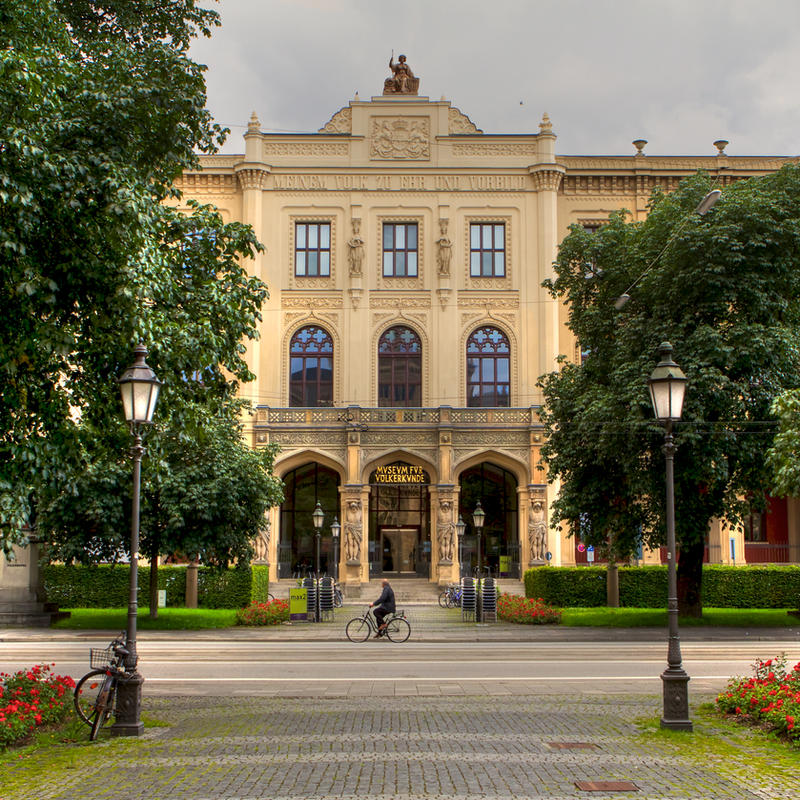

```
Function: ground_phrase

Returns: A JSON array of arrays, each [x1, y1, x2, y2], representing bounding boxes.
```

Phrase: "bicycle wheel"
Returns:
[[89, 678, 115, 741], [345, 617, 371, 642], [385, 617, 411, 643], [438, 591, 449, 608], [74, 669, 109, 726]]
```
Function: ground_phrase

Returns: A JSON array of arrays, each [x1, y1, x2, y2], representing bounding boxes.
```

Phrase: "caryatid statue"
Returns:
[[528, 500, 547, 563], [344, 499, 363, 563], [437, 498, 455, 563]]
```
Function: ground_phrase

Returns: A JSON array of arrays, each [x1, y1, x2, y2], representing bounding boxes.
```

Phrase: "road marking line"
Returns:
[[143, 675, 734, 683]]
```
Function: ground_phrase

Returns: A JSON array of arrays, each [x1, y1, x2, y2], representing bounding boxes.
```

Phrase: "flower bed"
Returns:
[[497, 594, 562, 625], [0, 664, 75, 748], [716, 655, 800, 743], [235, 598, 290, 626]]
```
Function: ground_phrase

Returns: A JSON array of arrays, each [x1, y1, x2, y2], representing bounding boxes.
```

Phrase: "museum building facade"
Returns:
[[173, 61, 800, 594]]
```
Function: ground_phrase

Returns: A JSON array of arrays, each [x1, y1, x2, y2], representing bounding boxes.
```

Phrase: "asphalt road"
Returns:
[[3, 638, 799, 696]]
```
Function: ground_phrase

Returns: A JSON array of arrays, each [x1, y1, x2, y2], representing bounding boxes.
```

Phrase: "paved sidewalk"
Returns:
[[3, 604, 800, 644], [3, 692, 799, 800]]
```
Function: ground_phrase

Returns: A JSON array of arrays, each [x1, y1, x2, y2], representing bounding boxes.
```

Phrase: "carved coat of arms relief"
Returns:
[[370, 117, 430, 160]]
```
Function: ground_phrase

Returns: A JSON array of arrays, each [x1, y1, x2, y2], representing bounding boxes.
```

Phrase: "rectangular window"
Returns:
[[470, 223, 505, 277], [295, 222, 331, 277], [382, 223, 418, 277]]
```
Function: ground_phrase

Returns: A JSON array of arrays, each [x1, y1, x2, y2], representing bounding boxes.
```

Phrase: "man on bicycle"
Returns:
[[369, 578, 395, 638]]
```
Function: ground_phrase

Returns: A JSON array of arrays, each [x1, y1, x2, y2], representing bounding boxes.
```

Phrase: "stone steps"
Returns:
[[0, 602, 53, 627]]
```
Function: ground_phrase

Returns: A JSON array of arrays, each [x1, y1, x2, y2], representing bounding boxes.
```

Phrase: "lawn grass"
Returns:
[[52, 608, 237, 630], [561, 607, 799, 627]]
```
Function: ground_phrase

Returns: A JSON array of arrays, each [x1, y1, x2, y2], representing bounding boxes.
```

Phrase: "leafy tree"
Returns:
[[539, 168, 800, 616], [0, 0, 275, 557]]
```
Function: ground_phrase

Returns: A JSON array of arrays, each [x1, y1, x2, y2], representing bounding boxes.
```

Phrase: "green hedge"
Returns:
[[525, 565, 800, 609], [43, 564, 267, 609], [251, 564, 271, 603]]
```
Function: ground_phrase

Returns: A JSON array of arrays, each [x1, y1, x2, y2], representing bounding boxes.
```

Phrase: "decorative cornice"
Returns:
[[452, 142, 537, 157], [448, 107, 483, 134], [234, 164, 270, 191], [264, 142, 349, 157], [318, 107, 352, 134], [529, 164, 566, 192]]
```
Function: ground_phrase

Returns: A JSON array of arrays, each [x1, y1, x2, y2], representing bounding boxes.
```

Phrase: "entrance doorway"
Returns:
[[380, 527, 419, 574], [369, 461, 431, 578]]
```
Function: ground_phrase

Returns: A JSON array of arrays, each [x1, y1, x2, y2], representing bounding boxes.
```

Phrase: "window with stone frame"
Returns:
[[743, 510, 767, 542], [470, 223, 506, 277], [289, 326, 333, 407], [466, 326, 510, 407], [295, 222, 331, 277], [382, 223, 418, 277], [378, 326, 422, 407]]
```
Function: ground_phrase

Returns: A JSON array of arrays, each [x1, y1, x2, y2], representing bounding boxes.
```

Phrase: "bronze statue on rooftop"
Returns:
[[384, 52, 419, 95]]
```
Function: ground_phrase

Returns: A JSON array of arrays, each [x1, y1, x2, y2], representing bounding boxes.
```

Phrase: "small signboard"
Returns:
[[157, 589, 167, 608], [586, 545, 595, 563], [290, 588, 308, 621], [499, 555, 510, 576], [577, 543, 586, 553]]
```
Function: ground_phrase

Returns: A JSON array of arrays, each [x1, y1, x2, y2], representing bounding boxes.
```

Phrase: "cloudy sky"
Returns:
[[191, 0, 800, 158]]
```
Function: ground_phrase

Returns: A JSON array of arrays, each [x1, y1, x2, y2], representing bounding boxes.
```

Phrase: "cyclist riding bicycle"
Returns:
[[369, 578, 395, 638]]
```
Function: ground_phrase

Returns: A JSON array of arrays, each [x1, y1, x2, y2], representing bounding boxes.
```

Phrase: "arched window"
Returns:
[[378, 326, 421, 407], [289, 326, 333, 407], [466, 326, 510, 407]]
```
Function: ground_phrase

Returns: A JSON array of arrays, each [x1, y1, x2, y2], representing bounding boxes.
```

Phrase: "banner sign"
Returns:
[[290, 588, 308, 621], [374, 464, 426, 484]]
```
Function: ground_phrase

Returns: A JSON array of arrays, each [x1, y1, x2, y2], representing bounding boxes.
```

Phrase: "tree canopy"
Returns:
[[539, 168, 800, 614], [1, 1, 282, 565]]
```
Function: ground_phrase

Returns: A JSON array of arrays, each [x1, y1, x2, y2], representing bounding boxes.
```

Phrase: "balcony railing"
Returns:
[[256, 405, 542, 426]]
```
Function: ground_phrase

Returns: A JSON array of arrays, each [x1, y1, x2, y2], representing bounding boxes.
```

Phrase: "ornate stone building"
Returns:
[[173, 60, 800, 594]]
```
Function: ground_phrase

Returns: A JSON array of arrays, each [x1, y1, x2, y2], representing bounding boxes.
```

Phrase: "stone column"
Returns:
[[185, 560, 198, 609]]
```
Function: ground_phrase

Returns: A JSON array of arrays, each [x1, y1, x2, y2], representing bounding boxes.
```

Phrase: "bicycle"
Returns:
[[438, 583, 462, 608], [73, 633, 130, 740], [333, 583, 344, 608], [345, 606, 410, 643]]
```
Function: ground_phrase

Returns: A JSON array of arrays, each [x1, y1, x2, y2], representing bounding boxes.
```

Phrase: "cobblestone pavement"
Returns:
[[4, 692, 799, 800]]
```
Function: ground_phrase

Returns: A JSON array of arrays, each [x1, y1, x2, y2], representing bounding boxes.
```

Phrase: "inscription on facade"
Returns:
[[269, 174, 527, 191], [374, 464, 426, 483]]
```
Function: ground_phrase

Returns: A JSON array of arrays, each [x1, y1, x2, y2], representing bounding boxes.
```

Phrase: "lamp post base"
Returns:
[[660, 667, 693, 731], [110, 671, 145, 737]]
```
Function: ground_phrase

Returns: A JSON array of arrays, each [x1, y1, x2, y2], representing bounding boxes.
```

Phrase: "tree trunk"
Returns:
[[148, 547, 159, 620], [676, 537, 704, 618]]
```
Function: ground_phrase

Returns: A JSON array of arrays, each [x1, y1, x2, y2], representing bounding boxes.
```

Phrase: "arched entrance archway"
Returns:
[[458, 463, 520, 578], [368, 460, 431, 578], [278, 463, 340, 578]]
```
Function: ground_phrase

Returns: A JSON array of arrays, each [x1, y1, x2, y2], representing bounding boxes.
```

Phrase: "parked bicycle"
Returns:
[[333, 582, 344, 608], [438, 583, 462, 608], [73, 633, 130, 740], [345, 606, 410, 642]]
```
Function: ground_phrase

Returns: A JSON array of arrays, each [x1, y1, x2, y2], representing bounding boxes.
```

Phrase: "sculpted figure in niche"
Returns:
[[384, 53, 419, 95], [347, 218, 364, 276], [528, 500, 547, 562], [437, 498, 455, 563], [436, 219, 452, 276], [253, 518, 271, 563], [344, 499, 363, 563]]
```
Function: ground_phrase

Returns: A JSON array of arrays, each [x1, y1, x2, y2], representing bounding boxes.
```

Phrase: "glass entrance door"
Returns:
[[380, 527, 418, 574]]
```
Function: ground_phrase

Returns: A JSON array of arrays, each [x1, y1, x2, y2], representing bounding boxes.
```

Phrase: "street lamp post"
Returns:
[[311, 502, 324, 623], [114, 344, 161, 737], [455, 515, 466, 580], [331, 516, 341, 582], [472, 500, 485, 576], [312, 502, 324, 579], [648, 342, 692, 731]]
